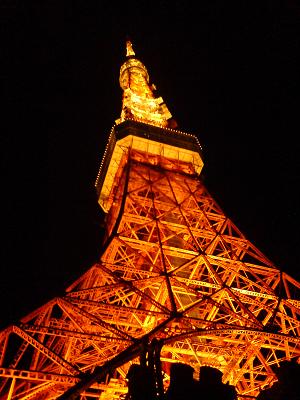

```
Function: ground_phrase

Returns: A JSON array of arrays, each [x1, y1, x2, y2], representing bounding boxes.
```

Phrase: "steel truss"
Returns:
[[1, 149, 300, 400]]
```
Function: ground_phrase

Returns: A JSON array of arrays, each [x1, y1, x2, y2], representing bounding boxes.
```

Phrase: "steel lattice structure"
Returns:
[[1, 41, 299, 400]]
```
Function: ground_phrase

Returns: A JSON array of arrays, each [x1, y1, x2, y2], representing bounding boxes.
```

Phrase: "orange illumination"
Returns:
[[117, 40, 173, 127], [0, 40, 299, 400]]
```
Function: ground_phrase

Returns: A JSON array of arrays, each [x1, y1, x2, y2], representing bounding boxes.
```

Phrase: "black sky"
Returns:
[[1, 1, 299, 328]]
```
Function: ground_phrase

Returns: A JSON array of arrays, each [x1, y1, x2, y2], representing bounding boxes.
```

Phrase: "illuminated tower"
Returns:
[[1, 41, 300, 400]]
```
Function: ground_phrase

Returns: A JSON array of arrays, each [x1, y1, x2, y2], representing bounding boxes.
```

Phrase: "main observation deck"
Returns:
[[95, 119, 204, 213]]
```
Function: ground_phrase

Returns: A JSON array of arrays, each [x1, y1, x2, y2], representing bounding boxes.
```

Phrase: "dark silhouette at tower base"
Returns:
[[198, 366, 236, 400], [257, 360, 300, 400]]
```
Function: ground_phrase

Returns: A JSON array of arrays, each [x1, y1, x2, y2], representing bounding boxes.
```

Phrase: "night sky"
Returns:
[[1, 2, 299, 329]]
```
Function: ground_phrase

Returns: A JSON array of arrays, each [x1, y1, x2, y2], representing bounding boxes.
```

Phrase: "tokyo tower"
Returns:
[[1, 40, 300, 400]]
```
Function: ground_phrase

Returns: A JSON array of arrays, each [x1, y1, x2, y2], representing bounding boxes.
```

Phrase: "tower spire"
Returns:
[[126, 39, 135, 57], [116, 40, 174, 127]]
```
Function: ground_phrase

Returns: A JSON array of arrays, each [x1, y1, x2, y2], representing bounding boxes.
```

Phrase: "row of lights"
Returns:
[[95, 118, 203, 189]]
